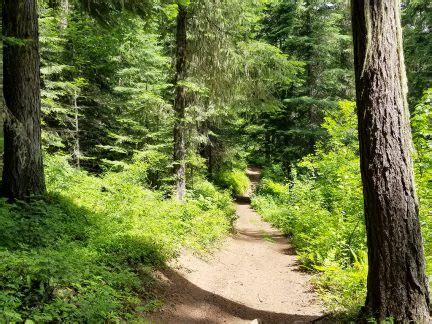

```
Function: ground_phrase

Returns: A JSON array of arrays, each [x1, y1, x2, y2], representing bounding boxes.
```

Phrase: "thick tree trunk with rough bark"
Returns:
[[351, 0, 430, 321], [173, 3, 187, 201], [2, 0, 46, 200]]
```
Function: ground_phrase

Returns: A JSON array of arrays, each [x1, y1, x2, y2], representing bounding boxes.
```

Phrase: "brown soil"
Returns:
[[148, 167, 324, 323]]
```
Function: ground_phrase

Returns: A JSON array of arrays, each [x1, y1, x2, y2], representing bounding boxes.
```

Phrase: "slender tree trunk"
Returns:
[[173, 3, 187, 201], [351, 0, 430, 321], [60, 0, 69, 30], [2, 0, 46, 200], [207, 144, 213, 177], [304, 0, 313, 98], [304, 0, 320, 126], [73, 92, 80, 170], [198, 120, 214, 177], [264, 131, 271, 163]]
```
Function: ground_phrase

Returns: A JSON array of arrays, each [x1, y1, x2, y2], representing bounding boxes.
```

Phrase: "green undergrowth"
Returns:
[[216, 168, 251, 196], [0, 156, 235, 322], [252, 96, 432, 320]]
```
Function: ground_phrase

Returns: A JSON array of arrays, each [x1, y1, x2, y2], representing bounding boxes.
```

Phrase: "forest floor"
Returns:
[[148, 167, 324, 323]]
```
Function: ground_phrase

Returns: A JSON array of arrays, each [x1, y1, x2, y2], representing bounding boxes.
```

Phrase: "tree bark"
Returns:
[[2, 0, 46, 200], [351, 0, 430, 321], [73, 92, 80, 169], [60, 0, 69, 29], [173, 3, 187, 201]]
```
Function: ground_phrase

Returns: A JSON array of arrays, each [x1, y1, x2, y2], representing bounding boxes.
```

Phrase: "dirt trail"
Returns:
[[149, 167, 324, 323]]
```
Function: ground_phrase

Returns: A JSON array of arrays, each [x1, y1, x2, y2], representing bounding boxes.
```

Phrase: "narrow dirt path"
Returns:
[[149, 167, 324, 323]]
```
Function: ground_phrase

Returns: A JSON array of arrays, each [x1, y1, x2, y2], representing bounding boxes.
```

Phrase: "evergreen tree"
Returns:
[[403, 0, 432, 105], [258, 0, 354, 168]]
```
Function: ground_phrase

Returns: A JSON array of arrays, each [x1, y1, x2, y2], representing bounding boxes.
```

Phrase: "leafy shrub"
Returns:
[[253, 101, 365, 267], [216, 169, 251, 196], [412, 89, 432, 271], [187, 178, 237, 225], [0, 155, 234, 322], [314, 252, 367, 319], [260, 163, 287, 182], [255, 178, 289, 201]]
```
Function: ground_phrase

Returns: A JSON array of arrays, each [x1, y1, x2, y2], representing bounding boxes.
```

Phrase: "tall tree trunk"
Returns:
[[198, 119, 215, 178], [2, 0, 46, 200], [304, 0, 319, 126], [60, 0, 69, 29], [304, 0, 313, 98], [351, 0, 430, 321], [173, 3, 187, 201], [264, 131, 271, 164], [73, 92, 80, 169]]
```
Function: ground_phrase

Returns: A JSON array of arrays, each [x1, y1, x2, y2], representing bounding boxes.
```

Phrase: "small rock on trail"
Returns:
[[148, 167, 324, 323]]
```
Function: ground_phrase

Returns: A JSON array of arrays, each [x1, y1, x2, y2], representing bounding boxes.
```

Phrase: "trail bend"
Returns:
[[149, 167, 324, 323]]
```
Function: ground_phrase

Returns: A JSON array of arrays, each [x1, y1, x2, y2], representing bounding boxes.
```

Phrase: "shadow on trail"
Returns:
[[155, 267, 322, 324], [235, 228, 287, 243], [235, 195, 252, 204]]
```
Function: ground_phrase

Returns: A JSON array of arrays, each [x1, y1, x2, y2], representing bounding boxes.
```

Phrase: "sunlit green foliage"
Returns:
[[252, 98, 431, 318], [0, 156, 234, 321], [253, 101, 364, 266], [216, 169, 251, 196], [412, 89, 432, 273]]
